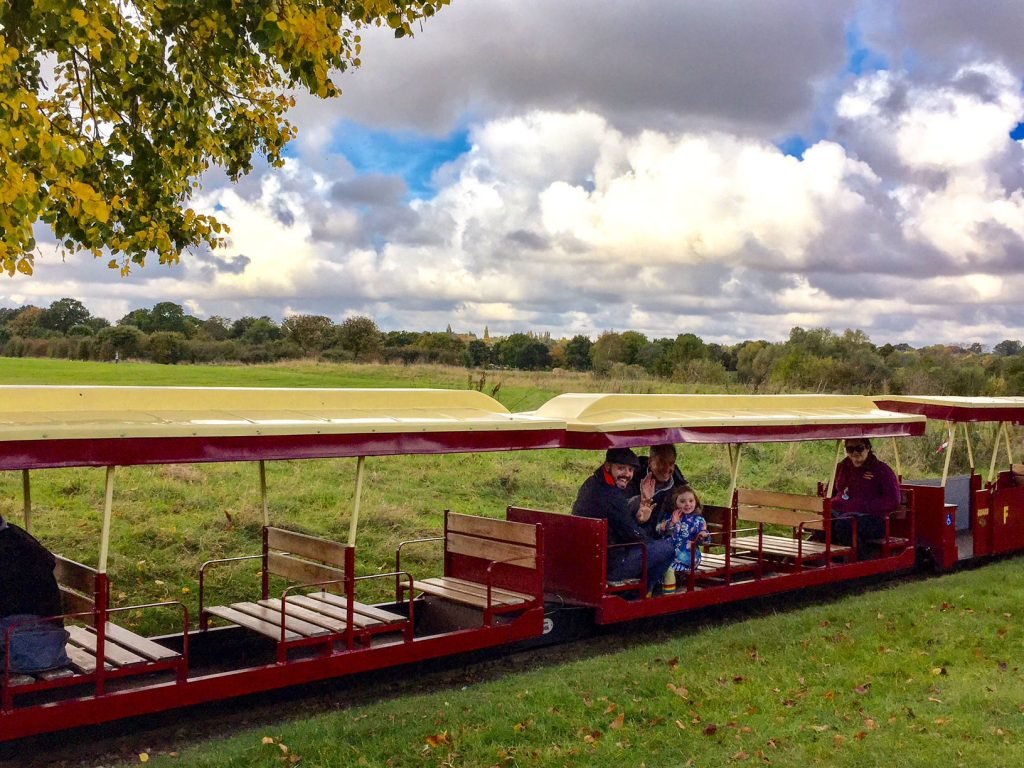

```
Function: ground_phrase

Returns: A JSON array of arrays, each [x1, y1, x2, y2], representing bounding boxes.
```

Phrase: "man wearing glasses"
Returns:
[[830, 439, 901, 555]]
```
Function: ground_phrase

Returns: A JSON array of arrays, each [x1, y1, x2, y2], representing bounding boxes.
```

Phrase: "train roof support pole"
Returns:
[[259, 460, 269, 527], [941, 422, 956, 488], [987, 421, 1013, 483], [21, 469, 31, 533], [890, 437, 902, 479], [962, 422, 975, 473], [348, 455, 366, 547], [827, 439, 843, 496], [99, 466, 116, 574], [726, 444, 743, 505]]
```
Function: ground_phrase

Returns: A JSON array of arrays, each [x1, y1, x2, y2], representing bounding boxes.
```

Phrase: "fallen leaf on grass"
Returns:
[[931, 667, 947, 676], [864, 718, 878, 730], [854, 684, 871, 695], [582, 730, 602, 744], [809, 725, 830, 733], [833, 735, 845, 747], [854, 731, 867, 741], [731, 750, 750, 761], [609, 713, 625, 730], [425, 731, 451, 748], [704, 723, 718, 736], [934, 718, 951, 725], [667, 683, 690, 699], [262, 737, 275, 745], [604, 703, 618, 714], [928, 697, 942, 703], [675, 720, 688, 730]]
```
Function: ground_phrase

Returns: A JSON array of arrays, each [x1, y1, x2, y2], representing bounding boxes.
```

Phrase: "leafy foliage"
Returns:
[[0, 0, 450, 277]]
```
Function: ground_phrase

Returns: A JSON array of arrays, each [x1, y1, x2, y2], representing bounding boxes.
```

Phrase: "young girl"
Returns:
[[655, 485, 710, 593]]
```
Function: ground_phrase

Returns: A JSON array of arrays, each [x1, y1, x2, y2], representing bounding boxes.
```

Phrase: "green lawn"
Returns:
[[138, 559, 1024, 768]]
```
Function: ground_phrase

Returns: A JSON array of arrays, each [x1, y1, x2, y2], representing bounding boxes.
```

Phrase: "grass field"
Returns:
[[133, 559, 1023, 768], [1, 357, 1018, 766]]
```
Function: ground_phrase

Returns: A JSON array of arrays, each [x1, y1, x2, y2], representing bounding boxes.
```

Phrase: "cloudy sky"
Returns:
[[7, 0, 1024, 346]]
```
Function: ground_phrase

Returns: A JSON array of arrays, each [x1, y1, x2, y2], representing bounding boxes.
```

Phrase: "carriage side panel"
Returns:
[[506, 507, 606, 605]]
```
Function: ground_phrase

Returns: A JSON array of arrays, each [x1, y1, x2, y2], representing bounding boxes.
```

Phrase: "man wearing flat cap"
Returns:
[[572, 447, 675, 595]]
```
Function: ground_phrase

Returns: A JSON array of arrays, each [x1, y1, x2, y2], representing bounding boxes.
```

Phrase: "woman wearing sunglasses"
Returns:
[[830, 439, 902, 556]]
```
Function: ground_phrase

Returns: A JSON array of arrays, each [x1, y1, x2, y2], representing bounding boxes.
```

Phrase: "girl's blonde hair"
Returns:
[[669, 484, 702, 512]]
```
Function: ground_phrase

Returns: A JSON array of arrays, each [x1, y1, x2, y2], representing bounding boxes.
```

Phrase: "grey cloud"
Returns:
[[272, 202, 296, 227], [292, 0, 856, 138], [330, 174, 407, 206], [863, 0, 1024, 74], [505, 230, 549, 251]]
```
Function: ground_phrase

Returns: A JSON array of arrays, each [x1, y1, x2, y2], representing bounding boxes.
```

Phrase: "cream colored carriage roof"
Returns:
[[0, 386, 565, 469], [530, 393, 925, 446]]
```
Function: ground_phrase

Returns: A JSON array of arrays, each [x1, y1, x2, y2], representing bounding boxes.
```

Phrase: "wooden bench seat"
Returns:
[[694, 551, 758, 572], [411, 576, 533, 609], [734, 489, 852, 567], [200, 527, 411, 659], [397, 512, 542, 625], [3, 558, 186, 700]]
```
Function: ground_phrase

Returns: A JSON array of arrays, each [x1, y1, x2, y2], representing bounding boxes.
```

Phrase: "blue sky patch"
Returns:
[[329, 122, 471, 200], [1011, 122, 1024, 141], [845, 18, 889, 76], [777, 135, 810, 159]]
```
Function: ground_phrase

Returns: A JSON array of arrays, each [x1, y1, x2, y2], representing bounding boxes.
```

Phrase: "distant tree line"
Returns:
[[2, 299, 1024, 395]]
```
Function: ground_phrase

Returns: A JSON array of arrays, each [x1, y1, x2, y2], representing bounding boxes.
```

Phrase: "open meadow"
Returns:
[[0, 358, 1017, 766]]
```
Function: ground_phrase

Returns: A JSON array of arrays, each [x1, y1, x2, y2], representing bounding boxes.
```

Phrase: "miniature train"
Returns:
[[2, 387, 1023, 741]]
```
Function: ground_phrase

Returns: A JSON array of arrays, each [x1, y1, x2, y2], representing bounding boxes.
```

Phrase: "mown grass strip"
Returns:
[[140, 559, 1023, 768]]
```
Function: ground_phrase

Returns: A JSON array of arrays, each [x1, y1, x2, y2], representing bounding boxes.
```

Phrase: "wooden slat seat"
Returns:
[[412, 577, 531, 608], [1, 556, 185, 697], [204, 605, 302, 642], [200, 526, 412, 658], [733, 489, 852, 566], [421, 576, 532, 604], [102, 622, 180, 663], [693, 551, 758, 572], [66, 625, 147, 668], [257, 598, 348, 633], [397, 511, 542, 625], [731, 534, 850, 559], [298, 592, 407, 628]]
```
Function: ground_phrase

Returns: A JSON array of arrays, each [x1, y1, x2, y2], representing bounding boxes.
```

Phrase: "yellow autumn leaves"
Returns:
[[0, 0, 448, 278]]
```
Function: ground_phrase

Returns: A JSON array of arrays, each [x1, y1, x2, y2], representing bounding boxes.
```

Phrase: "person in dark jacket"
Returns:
[[830, 439, 902, 556], [628, 444, 688, 538], [572, 447, 675, 594], [0, 515, 69, 672]]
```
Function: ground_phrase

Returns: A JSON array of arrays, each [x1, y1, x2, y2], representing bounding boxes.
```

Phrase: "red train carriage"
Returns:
[[0, 386, 564, 741], [874, 396, 1024, 569], [512, 394, 927, 625], [3, 387, 1018, 743]]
